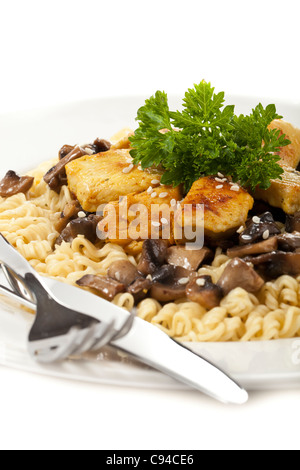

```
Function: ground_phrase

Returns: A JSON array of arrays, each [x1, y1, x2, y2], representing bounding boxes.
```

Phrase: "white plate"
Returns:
[[0, 95, 300, 391]]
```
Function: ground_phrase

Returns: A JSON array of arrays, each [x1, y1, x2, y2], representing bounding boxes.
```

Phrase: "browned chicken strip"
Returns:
[[254, 164, 300, 215], [174, 176, 254, 241], [66, 149, 163, 212], [269, 120, 300, 169]]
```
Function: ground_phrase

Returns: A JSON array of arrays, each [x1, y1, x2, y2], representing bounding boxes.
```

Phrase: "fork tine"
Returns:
[[110, 313, 135, 341], [30, 328, 85, 364], [70, 321, 115, 356], [89, 320, 120, 352]]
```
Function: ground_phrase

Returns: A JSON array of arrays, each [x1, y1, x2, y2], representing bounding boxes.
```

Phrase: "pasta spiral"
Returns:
[[0, 159, 300, 342]]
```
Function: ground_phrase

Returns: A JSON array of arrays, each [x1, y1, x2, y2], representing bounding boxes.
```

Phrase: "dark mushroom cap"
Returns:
[[59, 145, 75, 160], [56, 214, 101, 245], [127, 277, 152, 303], [55, 200, 82, 233], [244, 251, 300, 279], [76, 274, 125, 301], [107, 260, 139, 287], [0, 171, 34, 197], [217, 258, 265, 295], [186, 275, 223, 310], [239, 212, 281, 245], [70, 214, 101, 244], [137, 239, 169, 275], [150, 265, 193, 302], [285, 212, 300, 233], [44, 146, 87, 192], [227, 237, 278, 258], [166, 246, 213, 271], [92, 138, 111, 154], [277, 232, 300, 252]]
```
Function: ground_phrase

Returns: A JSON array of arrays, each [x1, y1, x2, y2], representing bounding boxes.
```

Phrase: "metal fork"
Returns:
[[0, 234, 134, 363], [0, 235, 249, 404]]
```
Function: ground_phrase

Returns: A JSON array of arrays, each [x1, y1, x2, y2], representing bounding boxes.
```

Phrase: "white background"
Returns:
[[0, 0, 300, 451]]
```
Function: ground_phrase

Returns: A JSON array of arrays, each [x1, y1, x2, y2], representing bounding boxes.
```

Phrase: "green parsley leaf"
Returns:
[[129, 80, 291, 192]]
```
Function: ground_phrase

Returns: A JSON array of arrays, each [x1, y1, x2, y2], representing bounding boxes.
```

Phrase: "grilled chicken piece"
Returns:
[[99, 185, 182, 246], [269, 120, 300, 168], [66, 149, 163, 212], [110, 128, 134, 150], [174, 176, 254, 241], [254, 164, 300, 215]]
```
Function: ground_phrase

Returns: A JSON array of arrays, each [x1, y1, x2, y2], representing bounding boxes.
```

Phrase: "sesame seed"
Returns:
[[263, 229, 270, 240], [146, 274, 153, 281], [215, 177, 225, 183], [122, 164, 134, 174], [252, 216, 261, 224], [138, 166, 143, 171], [216, 185, 223, 189], [147, 186, 153, 194], [152, 221, 161, 227], [151, 192, 157, 198], [218, 172, 225, 178], [78, 211, 86, 218], [230, 185, 240, 191], [196, 278, 206, 287], [161, 218, 169, 225], [159, 192, 168, 199], [151, 179, 160, 185], [178, 277, 189, 285], [170, 199, 177, 207], [236, 225, 244, 234]]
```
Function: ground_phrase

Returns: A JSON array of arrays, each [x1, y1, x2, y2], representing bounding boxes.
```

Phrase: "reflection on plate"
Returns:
[[0, 96, 299, 391]]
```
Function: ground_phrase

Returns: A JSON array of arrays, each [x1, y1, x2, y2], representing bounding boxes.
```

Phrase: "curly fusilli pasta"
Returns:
[[1, 158, 300, 342]]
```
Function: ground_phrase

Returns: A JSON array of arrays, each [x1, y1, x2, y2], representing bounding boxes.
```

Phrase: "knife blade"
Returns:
[[0, 265, 248, 405], [112, 316, 248, 405]]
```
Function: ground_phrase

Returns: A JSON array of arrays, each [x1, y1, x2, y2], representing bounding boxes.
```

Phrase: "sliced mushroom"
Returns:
[[150, 265, 193, 302], [166, 246, 213, 271], [277, 232, 300, 252], [58, 139, 111, 161], [244, 251, 300, 279], [137, 239, 169, 275], [69, 214, 101, 244], [90, 138, 111, 154], [56, 214, 101, 245], [239, 212, 281, 245], [227, 237, 278, 258], [44, 146, 87, 192], [107, 260, 139, 286], [76, 275, 125, 301], [54, 200, 83, 233], [55, 226, 73, 245], [186, 275, 223, 310], [127, 277, 152, 302], [286, 212, 300, 233], [59, 145, 75, 160], [0, 171, 34, 197], [151, 265, 191, 284], [217, 258, 265, 295]]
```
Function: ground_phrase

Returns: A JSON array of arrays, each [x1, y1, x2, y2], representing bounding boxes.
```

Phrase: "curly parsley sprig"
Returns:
[[129, 80, 290, 192]]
